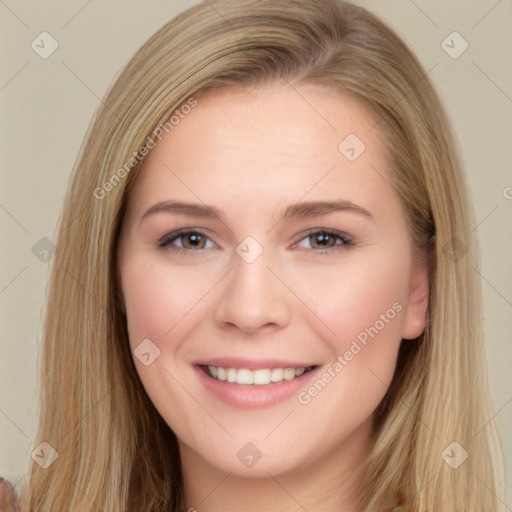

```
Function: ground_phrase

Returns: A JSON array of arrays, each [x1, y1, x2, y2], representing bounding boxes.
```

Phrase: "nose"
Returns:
[[213, 247, 292, 334]]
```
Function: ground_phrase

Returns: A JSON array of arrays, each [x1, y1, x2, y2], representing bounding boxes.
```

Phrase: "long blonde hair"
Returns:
[[22, 1, 504, 510]]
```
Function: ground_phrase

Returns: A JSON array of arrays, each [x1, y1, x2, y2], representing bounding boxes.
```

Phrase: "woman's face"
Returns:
[[117, 83, 429, 479]]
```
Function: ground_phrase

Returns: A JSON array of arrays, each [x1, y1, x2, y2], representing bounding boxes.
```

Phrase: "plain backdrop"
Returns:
[[1, 0, 511, 504]]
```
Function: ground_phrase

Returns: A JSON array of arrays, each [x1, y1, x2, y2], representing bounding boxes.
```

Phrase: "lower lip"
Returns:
[[194, 365, 320, 409]]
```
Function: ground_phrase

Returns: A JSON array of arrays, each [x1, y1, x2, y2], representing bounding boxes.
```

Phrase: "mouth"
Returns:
[[193, 360, 320, 408], [200, 365, 317, 385]]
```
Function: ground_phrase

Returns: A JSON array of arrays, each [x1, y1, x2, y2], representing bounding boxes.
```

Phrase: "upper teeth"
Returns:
[[207, 366, 310, 385]]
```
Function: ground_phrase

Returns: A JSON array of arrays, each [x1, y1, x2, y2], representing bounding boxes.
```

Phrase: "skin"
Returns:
[[116, 83, 430, 512]]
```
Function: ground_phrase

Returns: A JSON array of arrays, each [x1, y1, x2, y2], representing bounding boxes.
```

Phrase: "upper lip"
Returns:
[[194, 357, 318, 370]]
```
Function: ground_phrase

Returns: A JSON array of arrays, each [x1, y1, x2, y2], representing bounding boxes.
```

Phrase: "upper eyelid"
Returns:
[[293, 227, 352, 242], [157, 228, 214, 246]]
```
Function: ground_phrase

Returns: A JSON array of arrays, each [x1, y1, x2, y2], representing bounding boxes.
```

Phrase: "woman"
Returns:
[[9, 0, 505, 510]]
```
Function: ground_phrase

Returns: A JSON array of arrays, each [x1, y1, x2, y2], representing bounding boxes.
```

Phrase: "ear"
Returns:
[[400, 249, 431, 340]]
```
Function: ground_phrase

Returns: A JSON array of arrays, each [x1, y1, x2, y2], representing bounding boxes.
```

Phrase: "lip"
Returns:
[[193, 361, 320, 409], [194, 357, 316, 370]]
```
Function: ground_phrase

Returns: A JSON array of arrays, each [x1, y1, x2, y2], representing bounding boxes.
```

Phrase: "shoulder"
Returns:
[[0, 477, 21, 511]]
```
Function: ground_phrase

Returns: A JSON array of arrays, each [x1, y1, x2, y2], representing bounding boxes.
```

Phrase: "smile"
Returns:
[[202, 365, 316, 385], [194, 359, 321, 408]]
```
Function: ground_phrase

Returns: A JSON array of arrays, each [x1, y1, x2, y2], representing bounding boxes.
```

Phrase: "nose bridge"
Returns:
[[213, 239, 291, 333]]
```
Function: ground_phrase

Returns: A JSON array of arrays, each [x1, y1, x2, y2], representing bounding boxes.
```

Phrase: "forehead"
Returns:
[[124, 83, 392, 221]]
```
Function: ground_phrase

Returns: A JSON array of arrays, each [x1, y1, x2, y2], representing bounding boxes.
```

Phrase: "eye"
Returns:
[[294, 229, 353, 254], [157, 228, 353, 255], [157, 229, 215, 252]]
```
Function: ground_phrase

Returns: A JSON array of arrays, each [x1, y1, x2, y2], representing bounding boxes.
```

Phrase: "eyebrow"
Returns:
[[139, 199, 373, 225]]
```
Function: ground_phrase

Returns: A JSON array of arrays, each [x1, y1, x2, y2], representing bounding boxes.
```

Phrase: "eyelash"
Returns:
[[157, 228, 354, 256]]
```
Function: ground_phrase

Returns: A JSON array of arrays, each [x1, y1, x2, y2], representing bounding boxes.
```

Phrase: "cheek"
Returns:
[[290, 245, 410, 415], [292, 254, 408, 440], [122, 264, 172, 349], [119, 258, 210, 428], [296, 247, 410, 346], [121, 258, 214, 350]]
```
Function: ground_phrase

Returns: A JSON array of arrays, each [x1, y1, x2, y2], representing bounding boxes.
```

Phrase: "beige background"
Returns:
[[1, 0, 511, 504]]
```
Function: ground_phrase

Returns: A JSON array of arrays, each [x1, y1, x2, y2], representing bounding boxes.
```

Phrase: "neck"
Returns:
[[178, 418, 373, 512]]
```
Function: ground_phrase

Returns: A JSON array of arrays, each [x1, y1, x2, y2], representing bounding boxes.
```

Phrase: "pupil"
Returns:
[[186, 233, 203, 248], [313, 233, 332, 248]]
